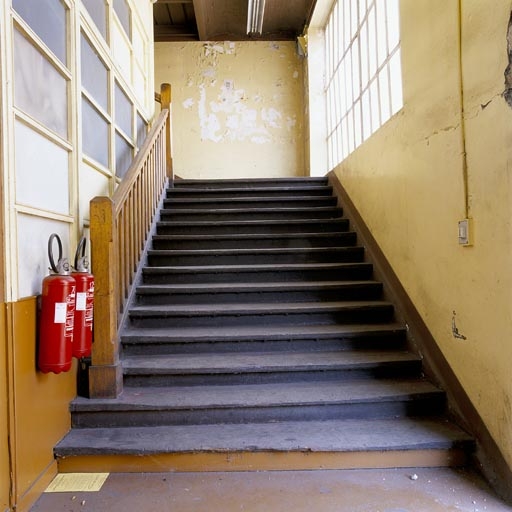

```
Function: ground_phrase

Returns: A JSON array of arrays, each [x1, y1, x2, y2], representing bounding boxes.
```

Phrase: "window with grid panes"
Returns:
[[325, 0, 403, 168]]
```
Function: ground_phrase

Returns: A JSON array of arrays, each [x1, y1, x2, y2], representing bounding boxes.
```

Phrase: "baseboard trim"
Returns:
[[14, 460, 57, 512], [328, 171, 512, 503], [57, 448, 468, 474]]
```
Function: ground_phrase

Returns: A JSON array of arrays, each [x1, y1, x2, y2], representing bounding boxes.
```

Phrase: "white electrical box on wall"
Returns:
[[458, 218, 473, 246]]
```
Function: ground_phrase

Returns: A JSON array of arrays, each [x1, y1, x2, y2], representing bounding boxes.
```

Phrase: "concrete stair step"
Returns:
[[127, 301, 395, 328], [172, 177, 329, 189], [146, 247, 364, 266], [55, 417, 474, 462], [122, 350, 422, 386], [160, 206, 343, 222], [141, 262, 374, 284], [156, 217, 349, 235], [70, 379, 446, 428], [167, 185, 334, 198], [163, 195, 338, 209], [135, 280, 383, 305], [121, 323, 408, 355], [151, 232, 357, 250]]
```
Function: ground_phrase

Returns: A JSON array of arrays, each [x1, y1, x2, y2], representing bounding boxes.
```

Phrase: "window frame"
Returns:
[[324, 0, 403, 168]]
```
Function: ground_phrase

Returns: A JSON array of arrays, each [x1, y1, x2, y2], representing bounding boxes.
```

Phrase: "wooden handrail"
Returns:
[[88, 84, 173, 398]]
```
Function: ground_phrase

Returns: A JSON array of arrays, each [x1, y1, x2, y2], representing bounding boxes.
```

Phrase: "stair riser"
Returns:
[[142, 265, 374, 284], [167, 188, 334, 198], [128, 307, 395, 329], [164, 198, 338, 209], [160, 209, 343, 222], [156, 220, 349, 236], [151, 233, 357, 250], [146, 249, 364, 266], [122, 333, 408, 356], [135, 285, 383, 305], [173, 179, 329, 189], [71, 395, 445, 429], [124, 362, 423, 387]]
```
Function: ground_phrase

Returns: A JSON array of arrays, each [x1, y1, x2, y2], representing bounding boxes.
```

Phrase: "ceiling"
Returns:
[[153, 0, 317, 42]]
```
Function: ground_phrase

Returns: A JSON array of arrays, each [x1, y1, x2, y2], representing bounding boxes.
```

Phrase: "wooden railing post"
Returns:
[[89, 196, 123, 398], [87, 110, 169, 399], [160, 83, 173, 181]]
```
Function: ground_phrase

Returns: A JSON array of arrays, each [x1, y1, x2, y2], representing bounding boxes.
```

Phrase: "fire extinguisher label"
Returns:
[[76, 292, 87, 311], [54, 303, 67, 324]]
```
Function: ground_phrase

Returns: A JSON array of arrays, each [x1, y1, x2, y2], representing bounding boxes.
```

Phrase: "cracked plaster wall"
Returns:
[[155, 41, 305, 178], [320, 0, 512, 472]]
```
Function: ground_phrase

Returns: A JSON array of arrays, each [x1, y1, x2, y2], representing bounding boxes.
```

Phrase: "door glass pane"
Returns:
[[13, 0, 67, 64], [115, 132, 133, 178], [81, 33, 108, 111], [81, 0, 107, 39], [114, 0, 131, 39], [14, 29, 68, 138], [82, 96, 109, 168], [115, 82, 132, 137]]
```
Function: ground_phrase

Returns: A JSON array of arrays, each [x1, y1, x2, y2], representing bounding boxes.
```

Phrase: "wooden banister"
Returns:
[[88, 85, 172, 398], [160, 83, 173, 180]]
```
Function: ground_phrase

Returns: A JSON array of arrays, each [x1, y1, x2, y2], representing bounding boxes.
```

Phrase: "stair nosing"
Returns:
[[70, 379, 442, 411], [142, 262, 372, 273], [168, 186, 333, 192], [120, 323, 406, 342], [55, 418, 474, 455], [160, 206, 342, 214], [122, 350, 422, 375], [152, 232, 355, 241], [156, 218, 347, 227], [147, 247, 364, 257], [135, 280, 382, 293], [128, 300, 394, 316], [164, 195, 337, 203]]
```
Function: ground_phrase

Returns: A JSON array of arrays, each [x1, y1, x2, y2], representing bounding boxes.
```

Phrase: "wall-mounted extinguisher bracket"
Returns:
[[71, 236, 94, 359], [38, 234, 76, 374]]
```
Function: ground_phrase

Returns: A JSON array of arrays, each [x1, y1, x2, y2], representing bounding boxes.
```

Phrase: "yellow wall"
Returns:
[[0, 2, 156, 509], [0, 304, 10, 511], [329, 0, 512, 468], [7, 298, 76, 511], [155, 41, 306, 179]]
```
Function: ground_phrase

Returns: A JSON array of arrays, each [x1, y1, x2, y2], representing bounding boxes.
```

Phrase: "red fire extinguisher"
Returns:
[[38, 234, 76, 374], [71, 236, 94, 359]]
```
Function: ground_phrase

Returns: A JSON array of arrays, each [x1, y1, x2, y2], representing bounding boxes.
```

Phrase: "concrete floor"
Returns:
[[31, 467, 512, 512]]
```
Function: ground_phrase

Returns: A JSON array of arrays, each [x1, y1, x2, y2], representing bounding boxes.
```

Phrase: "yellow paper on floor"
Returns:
[[45, 473, 109, 493]]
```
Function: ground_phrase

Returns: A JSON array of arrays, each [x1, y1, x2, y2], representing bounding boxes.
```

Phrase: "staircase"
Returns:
[[56, 177, 474, 472]]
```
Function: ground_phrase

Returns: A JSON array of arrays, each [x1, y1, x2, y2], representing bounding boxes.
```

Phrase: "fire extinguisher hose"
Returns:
[[48, 233, 63, 274], [74, 236, 87, 271]]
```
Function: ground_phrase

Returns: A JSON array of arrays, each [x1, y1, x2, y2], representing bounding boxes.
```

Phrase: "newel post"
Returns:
[[89, 196, 123, 398], [160, 83, 173, 181]]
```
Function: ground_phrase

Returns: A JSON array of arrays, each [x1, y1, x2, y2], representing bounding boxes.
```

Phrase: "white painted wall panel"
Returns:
[[17, 214, 70, 297], [15, 121, 70, 215], [78, 162, 110, 223], [112, 22, 131, 83]]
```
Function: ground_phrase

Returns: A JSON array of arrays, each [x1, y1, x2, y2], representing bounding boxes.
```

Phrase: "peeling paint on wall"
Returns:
[[195, 56, 298, 144], [155, 40, 305, 178], [198, 82, 286, 144], [183, 98, 194, 109]]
